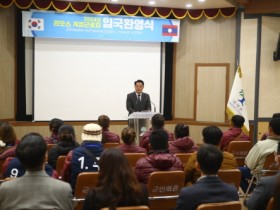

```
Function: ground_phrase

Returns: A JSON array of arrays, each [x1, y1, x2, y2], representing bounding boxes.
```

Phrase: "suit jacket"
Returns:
[[0, 170, 74, 210], [244, 172, 280, 210], [175, 176, 239, 210], [126, 92, 151, 114]]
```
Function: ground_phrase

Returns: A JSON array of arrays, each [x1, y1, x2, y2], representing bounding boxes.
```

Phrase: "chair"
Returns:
[[266, 197, 274, 210], [196, 201, 242, 210], [227, 141, 252, 167], [101, 206, 150, 210], [56, 155, 66, 179], [175, 153, 192, 169], [124, 153, 146, 169], [218, 169, 241, 191], [244, 153, 279, 199], [147, 171, 185, 210], [103, 142, 120, 149], [74, 172, 99, 210], [47, 144, 56, 152]]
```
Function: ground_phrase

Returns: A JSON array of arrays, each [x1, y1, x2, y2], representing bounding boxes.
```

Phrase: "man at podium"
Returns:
[[126, 79, 151, 115]]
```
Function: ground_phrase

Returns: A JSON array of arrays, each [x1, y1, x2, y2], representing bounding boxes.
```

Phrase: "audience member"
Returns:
[[0, 122, 20, 160], [175, 144, 239, 210], [83, 148, 149, 210], [0, 132, 73, 210], [62, 123, 103, 189], [244, 141, 280, 210], [2, 156, 58, 179], [135, 129, 183, 184], [140, 114, 174, 151], [169, 123, 198, 154], [117, 127, 147, 154], [45, 118, 63, 144], [261, 113, 280, 140], [220, 115, 250, 151], [185, 126, 237, 184], [98, 115, 120, 144], [239, 117, 280, 193], [48, 125, 79, 169]]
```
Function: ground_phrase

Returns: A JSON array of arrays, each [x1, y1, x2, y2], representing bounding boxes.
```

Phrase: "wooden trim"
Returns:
[[194, 63, 230, 123], [172, 44, 176, 119]]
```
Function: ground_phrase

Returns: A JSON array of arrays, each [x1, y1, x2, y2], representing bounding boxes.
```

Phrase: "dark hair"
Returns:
[[92, 148, 143, 207], [272, 141, 280, 210], [121, 127, 136, 145], [151, 114, 165, 129], [231, 115, 245, 128], [98, 115, 110, 129], [197, 144, 223, 175], [58, 125, 76, 143], [269, 118, 280, 135], [134, 80, 144, 86], [272, 113, 280, 119], [0, 123, 17, 144], [49, 118, 63, 134], [149, 129, 168, 150], [174, 123, 189, 138], [16, 132, 47, 170], [202, 126, 223, 146]]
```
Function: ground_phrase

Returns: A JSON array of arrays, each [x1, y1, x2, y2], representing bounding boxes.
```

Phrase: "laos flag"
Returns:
[[162, 25, 178, 36]]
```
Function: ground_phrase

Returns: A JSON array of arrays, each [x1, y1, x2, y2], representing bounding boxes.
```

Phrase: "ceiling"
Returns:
[[72, 0, 235, 9]]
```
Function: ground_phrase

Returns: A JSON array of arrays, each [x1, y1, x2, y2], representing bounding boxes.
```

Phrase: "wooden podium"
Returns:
[[128, 112, 156, 145]]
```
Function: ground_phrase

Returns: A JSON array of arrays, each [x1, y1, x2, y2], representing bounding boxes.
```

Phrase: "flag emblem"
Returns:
[[162, 25, 178, 36], [28, 18, 44, 31]]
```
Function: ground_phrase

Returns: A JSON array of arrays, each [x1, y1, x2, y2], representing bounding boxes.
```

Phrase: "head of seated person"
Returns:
[[149, 129, 168, 152], [97, 115, 110, 131], [231, 115, 245, 128], [0, 122, 17, 146], [268, 118, 280, 137], [58, 124, 78, 145], [174, 123, 190, 139], [121, 127, 136, 146], [49, 118, 63, 135], [151, 114, 165, 129], [202, 126, 223, 147]]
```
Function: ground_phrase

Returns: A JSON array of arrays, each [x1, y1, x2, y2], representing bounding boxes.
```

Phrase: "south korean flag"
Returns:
[[28, 18, 44, 31]]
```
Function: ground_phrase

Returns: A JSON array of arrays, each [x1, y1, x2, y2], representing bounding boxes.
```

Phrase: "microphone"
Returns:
[[150, 101, 156, 113]]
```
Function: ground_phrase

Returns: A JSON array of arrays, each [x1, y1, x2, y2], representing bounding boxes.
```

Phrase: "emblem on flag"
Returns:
[[28, 18, 44, 31], [226, 66, 249, 133], [162, 25, 178, 36]]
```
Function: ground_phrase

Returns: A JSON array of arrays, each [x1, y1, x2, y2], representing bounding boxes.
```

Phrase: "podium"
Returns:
[[128, 112, 156, 145]]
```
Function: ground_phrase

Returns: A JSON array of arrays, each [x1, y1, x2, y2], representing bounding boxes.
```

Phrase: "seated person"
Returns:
[[98, 115, 120, 144], [135, 129, 183, 184], [175, 144, 239, 210], [48, 125, 79, 169], [239, 117, 280, 194], [261, 113, 280, 140], [83, 148, 148, 210], [244, 141, 280, 210], [0, 132, 73, 210], [62, 123, 103, 189], [185, 126, 237, 184], [117, 127, 147, 154], [220, 115, 250, 151], [45, 118, 64, 144], [169, 123, 198, 154], [0, 122, 20, 161], [2, 156, 58, 179], [140, 114, 174, 151]]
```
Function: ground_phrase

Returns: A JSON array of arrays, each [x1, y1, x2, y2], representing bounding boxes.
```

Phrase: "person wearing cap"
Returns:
[[126, 79, 151, 115], [61, 123, 103, 189]]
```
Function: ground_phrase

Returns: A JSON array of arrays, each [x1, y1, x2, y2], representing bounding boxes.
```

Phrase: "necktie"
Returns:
[[137, 94, 141, 105]]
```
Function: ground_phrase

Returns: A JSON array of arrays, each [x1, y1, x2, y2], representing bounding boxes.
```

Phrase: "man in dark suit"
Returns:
[[126, 79, 151, 115], [175, 144, 239, 210], [244, 141, 280, 210]]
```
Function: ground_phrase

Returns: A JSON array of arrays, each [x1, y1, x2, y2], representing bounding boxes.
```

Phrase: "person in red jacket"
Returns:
[[140, 114, 174, 152], [135, 129, 183, 184], [98, 115, 120, 144], [169, 123, 198, 154], [220, 115, 250, 151]]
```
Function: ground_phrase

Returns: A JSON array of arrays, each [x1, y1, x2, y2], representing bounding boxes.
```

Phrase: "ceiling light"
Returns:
[[111, 0, 118, 2], [149, 1, 155, 5], [186, 3, 192, 8], [198, 0, 205, 2]]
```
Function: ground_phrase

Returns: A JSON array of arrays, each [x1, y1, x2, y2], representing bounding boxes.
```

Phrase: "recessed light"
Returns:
[[111, 0, 118, 2], [149, 1, 155, 5], [186, 3, 192, 8], [198, 0, 205, 2]]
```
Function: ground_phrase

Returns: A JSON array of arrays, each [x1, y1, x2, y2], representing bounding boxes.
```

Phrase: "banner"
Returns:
[[22, 11, 180, 43], [226, 66, 249, 133]]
